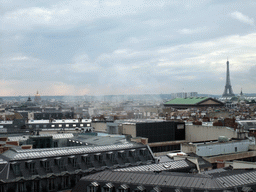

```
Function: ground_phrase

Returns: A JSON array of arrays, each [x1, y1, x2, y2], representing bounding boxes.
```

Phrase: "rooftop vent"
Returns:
[[218, 136, 229, 142]]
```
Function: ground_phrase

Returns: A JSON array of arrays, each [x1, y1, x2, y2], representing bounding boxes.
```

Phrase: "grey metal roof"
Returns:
[[114, 160, 193, 172], [0, 142, 145, 160], [79, 169, 256, 190], [73, 135, 128, 146]]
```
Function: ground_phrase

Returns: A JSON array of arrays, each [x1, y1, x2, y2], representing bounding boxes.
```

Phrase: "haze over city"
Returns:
[[1, 0, 256, 96]]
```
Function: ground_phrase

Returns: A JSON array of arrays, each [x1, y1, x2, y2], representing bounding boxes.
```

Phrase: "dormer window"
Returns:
[[26, 160, 36, 174], [87, 182, 99, 192], [11, 162, 21, 176], [41, 159, 50, 171], [69, 156, 77, 168], [151, 186, 162, 192], [134, 185, 146, 192], [118, 184, 129, 192], [82, 154, 91, 165], [107, 152, 114, 162], [55, 157, 64, 169], [129, 149, 136, 157], [140, 148, 148, 156], [102, 183, 114, 192], [94, 153, 102, 163], [118, 151, 126, 159]]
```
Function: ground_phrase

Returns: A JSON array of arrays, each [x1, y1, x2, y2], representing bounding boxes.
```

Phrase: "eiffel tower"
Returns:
[[222, 59, 235, 97]]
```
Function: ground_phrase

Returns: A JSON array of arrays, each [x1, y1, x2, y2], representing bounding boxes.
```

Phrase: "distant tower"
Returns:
[[34, 90, 41, 103], [222, 59, 235, 97], [240, 88, 245, 100]]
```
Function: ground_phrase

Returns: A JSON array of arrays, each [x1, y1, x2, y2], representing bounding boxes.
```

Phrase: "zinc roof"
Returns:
[[114, 159, 194, 172], [81, 169, 256, 190], [0, 142, 144, 160], [164, 97, 209, 105]]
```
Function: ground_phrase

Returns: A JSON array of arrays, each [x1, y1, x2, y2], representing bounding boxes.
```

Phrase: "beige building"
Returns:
[[186, 125, 238, 142], [91, 121, 108, 132]]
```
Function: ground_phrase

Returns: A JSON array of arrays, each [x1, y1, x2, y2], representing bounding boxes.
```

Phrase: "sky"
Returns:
[[1, 0, 256, 96]]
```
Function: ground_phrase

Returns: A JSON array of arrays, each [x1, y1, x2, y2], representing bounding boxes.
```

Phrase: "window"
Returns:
[[80, 124, 84, 127], [36, 125, 39, 128], [55, 158, 64, 169], [18, 183, 25, 192], [43, 125, 47, 128], [140, 149, 148, 156], [11, 163, 21, 176], [151, 186, 162, 192], [87, 186, 96, 192], [83, 155, 90, 165], [118, 184, 129, 192], [134, 186, 146, 192], [94, 153, 102, 163], [63, 176, 69, 188], [87, 124, 91, 127], [41, 160, 50, 171], [54, 141, 58, 148], [49, 179, 55, 190], [73, 124, 76, 127], [235, 147, 237, 152], [129, 149, 136, 157], [59, 124, 62, 127], [66, 124, 69, 127], [103, 187, 111, 192], [107, 152, 114, 162], [69, 157, 77, 168], [118, 151, 126, 158], [103, 183, 114, 192], [51, 125, 55, 128], [87, 182, 99, 192], [26, 161, 36, 174]]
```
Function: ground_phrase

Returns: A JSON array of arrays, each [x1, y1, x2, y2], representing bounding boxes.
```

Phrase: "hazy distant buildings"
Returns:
[[173, 92, 198, 98]]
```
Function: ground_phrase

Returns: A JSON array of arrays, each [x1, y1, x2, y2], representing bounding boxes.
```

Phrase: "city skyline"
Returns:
[[1, 0, 256, 96]]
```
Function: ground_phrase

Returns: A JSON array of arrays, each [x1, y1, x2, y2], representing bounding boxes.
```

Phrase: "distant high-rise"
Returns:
[[222, 59, 235, 97]]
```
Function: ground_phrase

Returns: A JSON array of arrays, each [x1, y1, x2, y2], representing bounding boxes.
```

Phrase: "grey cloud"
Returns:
[[1, 0, 256, 95]]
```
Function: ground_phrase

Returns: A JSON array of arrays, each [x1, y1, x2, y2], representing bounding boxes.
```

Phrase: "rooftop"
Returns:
[[1, 142, 143, 161], [165, 97, 209, 105], [75, 168, 256, 190]]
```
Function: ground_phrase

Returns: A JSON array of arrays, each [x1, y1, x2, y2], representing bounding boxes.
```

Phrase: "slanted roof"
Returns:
[[75, 169, 256, 191], [165, 97, 209, 105], [0, 142, 145, 161], [164, 97, 224, 108], [114, 159, 195, 172]]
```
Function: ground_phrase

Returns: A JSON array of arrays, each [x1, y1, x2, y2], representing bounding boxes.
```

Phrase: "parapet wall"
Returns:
[[186, 125, 238, 142]]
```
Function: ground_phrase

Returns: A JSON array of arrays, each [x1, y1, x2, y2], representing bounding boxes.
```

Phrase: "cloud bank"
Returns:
[[0, 0, 256, 96]]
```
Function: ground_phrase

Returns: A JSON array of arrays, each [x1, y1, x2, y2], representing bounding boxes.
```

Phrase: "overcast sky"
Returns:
[[1, 0, 256, 96]]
